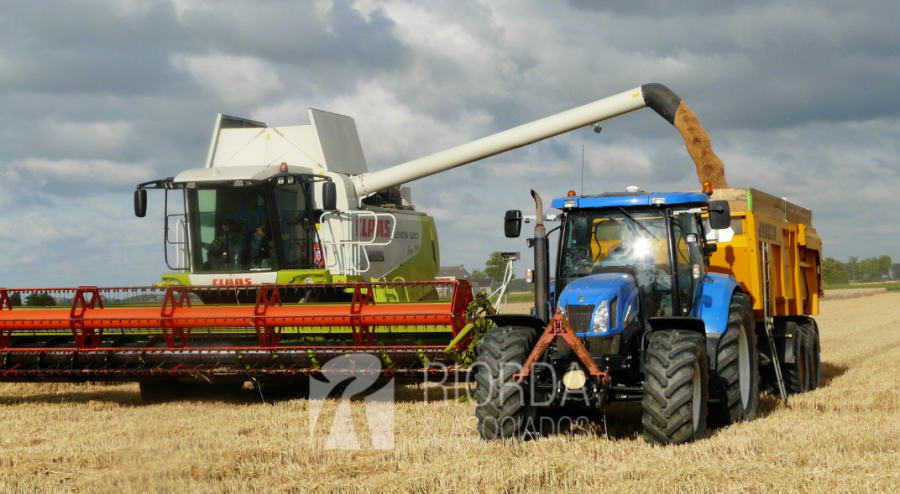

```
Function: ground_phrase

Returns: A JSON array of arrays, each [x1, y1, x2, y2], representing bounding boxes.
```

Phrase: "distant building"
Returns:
[[436, 265, 471, 297], [471, 277, 495, 295], [436, 265, 471, 280]]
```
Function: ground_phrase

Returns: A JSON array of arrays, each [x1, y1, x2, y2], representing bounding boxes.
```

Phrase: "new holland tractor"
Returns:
[[474, 184, 822, 445]]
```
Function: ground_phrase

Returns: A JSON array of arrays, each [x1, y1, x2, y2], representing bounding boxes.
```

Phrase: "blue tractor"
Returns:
[[474, 187, 759, 445]]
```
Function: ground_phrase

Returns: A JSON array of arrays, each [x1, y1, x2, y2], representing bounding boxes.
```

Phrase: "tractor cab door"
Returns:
[[671, 211, 706, 316]]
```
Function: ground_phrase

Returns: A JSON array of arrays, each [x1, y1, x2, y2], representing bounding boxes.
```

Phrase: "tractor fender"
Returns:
[[696, 273, 742, 335], [484, 314, 547, 333]]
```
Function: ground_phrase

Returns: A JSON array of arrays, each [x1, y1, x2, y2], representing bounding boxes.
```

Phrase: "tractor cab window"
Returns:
[[187, 186, 277, 273], [559, 209, 675, 320]]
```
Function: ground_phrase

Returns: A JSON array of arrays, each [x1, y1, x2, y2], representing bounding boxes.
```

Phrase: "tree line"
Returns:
[[7, 292, 57, 306], [821, 256, 897, 285]]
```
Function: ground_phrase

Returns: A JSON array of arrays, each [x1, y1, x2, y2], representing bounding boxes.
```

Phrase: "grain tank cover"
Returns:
[[204, 110, 368, 175]]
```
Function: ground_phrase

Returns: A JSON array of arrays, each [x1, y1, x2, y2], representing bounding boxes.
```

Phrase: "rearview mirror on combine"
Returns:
[[504, 210, 522, 238], [322, 182, 337, 211], [708, 200, 731, 230], [134, 189, 147, 218]]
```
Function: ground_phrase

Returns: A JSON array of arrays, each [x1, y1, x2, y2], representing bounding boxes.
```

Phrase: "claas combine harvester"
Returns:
[[0, 84, 822, 444]]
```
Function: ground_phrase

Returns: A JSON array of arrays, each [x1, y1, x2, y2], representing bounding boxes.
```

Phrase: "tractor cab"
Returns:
[[553, 191, 713, 332]]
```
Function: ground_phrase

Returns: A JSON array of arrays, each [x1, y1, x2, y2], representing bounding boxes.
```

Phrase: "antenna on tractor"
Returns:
[[581, 144, 585, 197]]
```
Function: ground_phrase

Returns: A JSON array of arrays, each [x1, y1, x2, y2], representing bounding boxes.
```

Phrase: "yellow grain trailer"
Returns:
[[708, 188, 823, 397]]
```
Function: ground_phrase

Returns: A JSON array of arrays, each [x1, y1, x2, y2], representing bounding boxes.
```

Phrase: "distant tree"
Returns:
[[472, 251, 516, 283], [878, 255, 892, 279], [9, 292, 22, 306], [858, 257, 878, 281], [821, 258, 849, 286], [846, 257, 859, 281], [25, 292, 56, 306]]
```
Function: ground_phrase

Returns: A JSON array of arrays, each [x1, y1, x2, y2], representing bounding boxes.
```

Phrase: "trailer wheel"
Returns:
[[474, 326, 537, 440], [782, 325, 810, 394], [642, 331, 709, 445], [803, 323, 821, 390], [708, 293, 759, 427]]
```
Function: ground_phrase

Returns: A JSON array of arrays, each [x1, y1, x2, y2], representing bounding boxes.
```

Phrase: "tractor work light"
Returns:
[[563, 200, 576, 209], [234, 180, 245, 186], [593, 299, 609, 333], [186, 182, 197, 189], [277, 177, 285, 185], [650, 197, 666, 205]]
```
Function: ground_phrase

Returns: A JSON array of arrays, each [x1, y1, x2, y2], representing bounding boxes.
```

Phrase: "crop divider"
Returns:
[[71, 287, 104, 349], [161, 286, 192, 349]]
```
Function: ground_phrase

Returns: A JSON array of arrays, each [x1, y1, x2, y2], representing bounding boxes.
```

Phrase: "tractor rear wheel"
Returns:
[[474, 326, 537, 440], [708, 293, 759, 427], [782, 324, 810, 394], [642, 331, 709, 445]]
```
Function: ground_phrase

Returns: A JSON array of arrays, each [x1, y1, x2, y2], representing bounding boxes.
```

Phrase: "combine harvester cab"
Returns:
[[480, 184, 823, 445]]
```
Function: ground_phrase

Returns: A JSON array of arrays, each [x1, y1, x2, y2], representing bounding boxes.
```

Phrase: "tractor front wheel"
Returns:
[[642, 330, 709, 445], [474, 326, 537, 440]]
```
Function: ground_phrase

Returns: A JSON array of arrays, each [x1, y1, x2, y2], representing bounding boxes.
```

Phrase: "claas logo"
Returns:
[[212, 278, 253, 286]]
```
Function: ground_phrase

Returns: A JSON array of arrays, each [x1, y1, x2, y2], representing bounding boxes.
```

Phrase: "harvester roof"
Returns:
[[173, 164, 316, 184]]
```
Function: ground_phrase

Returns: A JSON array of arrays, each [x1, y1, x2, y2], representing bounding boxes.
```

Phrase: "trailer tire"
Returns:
[[708, 293, 759, 427], [782, 326, 810, 394], [642, 331, 709, 445], [803, 323, 821, 390], [474, 326, 537, 441]]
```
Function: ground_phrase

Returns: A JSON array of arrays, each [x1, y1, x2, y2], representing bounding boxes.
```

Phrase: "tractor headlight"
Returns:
[[592, 299, 609, 334]]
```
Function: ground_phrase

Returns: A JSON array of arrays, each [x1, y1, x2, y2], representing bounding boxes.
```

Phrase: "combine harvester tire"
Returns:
[[642, 331, 709, 445], [708, 293, 759, 427], [474, 326, 537, 440]]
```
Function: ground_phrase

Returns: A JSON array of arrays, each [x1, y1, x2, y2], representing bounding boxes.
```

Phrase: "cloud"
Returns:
[[171, 53, 284, 103], [1, 158, 156, 197]]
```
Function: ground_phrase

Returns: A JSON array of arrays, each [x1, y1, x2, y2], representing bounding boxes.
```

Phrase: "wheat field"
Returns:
[[1, 293, 899, 493]]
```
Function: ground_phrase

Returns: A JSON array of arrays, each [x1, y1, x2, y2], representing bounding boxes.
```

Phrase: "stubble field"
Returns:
[[1, 293, 899, 493]]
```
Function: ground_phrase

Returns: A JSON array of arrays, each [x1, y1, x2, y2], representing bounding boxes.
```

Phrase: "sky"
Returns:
[[1, 0, 899, 287]]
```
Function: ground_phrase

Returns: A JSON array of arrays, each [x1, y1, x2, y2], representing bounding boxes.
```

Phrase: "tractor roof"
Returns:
[[550, 191, 709, 210]]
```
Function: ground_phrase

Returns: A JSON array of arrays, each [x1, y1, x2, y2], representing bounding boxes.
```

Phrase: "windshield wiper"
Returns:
[[618, 207, 658, 240]]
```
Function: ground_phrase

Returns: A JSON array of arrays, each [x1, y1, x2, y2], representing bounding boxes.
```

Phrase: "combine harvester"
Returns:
[[0, 84, 822, 444]]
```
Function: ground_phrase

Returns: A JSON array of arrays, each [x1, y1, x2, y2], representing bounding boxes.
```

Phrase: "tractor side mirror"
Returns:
[[504, 210, 522, 238], [322, 182, 337, 211], [134, 189, 147, 218], [708, 200, 731, 230]]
